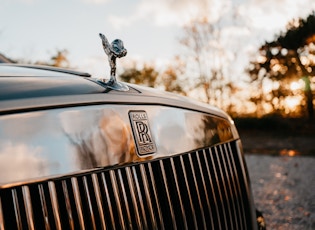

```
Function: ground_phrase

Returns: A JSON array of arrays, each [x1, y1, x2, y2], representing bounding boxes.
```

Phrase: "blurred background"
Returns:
[[1, 1, 315, 228], [1, 0, 315, 122]]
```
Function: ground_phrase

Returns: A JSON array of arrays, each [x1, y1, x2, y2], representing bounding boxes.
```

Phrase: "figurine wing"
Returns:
[[99, 33, 111, 56]]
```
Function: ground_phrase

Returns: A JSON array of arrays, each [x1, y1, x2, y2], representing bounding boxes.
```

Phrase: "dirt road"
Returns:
[[245, 155, 315, 230]]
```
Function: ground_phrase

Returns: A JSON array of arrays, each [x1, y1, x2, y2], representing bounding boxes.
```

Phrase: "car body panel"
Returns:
[[0, 104, 236, 186], [0, 64, 262, 229]]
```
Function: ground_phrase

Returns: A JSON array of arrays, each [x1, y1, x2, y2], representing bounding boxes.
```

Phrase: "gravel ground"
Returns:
[[245, 155, 315, 230]]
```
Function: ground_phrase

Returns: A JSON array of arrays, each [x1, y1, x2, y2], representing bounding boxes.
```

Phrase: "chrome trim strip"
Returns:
[[131, 166, 148, 229], [215, 145, 234, 228], [22, 186, 35, 230], [71, 178, 85, 229], [12, 189, 22, 230], [0, 197, 4, 230], [83, 176, 97, 230], [125, 167, 142, 229], [170, 158, 188, 230], [109, 170, 125, 229], [209, 148, 228, 229], [100, 172, 115, 230], [195, 152, 215, 230], [148, 163, 164, 229], [140, 164, 158, 229], [91, 174, 106, 230], [159, 160, 177, 230], [48, 181, 61, 230], [38, 184, 50, 230], [188, 153, 207, 229], [236, 139, 254, 229], [179, 155, 198, 229], [219, 145, 238, 230], [227, 142, 246, 229], [61, 180, 75, 230], [202, 149, 222, 230], [117, 169, 132, 228], [222, 144, 240, 230]]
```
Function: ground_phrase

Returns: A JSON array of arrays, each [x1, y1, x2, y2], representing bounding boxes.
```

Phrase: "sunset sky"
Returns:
[[1, 0, 315, 77]]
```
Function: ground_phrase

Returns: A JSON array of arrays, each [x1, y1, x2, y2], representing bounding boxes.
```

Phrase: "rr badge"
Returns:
[[129, 111, 157, 156]]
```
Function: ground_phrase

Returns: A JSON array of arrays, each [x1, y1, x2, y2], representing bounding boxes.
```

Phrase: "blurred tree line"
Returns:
[[120, 3, 242, 116], [119, 11, 315, 120], [248, 12, 315, 120], [5, 11, 314, 120]]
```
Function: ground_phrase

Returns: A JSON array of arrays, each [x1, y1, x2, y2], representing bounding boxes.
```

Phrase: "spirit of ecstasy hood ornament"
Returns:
[[99, 33, 129, 91]]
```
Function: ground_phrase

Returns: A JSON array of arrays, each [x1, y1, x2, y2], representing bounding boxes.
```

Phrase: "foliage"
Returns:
[[247, 12, 315, 119], [178, 10, 242, 113], [160, 56, 188, 96], [119, 58, 188, 95], [119, 64, 158, 88], [34, 49, 70, 68]]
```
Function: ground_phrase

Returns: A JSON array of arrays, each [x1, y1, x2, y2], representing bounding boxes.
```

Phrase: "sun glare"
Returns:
[[290, 81, 302, 91], [285, 96, 302, 110]]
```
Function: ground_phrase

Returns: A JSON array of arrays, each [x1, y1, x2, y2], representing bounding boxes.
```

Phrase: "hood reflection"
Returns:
[[61, 109, 140, 169], [0, 142, 49, 184], [0, 104, 237, 186]]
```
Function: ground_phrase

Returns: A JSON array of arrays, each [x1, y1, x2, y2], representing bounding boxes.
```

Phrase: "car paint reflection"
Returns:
[[0, 105, 238, 186]]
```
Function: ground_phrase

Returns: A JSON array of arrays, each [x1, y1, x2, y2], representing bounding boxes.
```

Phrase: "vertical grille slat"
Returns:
[[125, 167, 142, 229], [116, 168, 133, 229], [195, 152, 215, 230], [139, 164, 159, 229], [82, 176, 97, 230], [22, 186, 35, 230], [91, 173, 106, 230], [147, 162, 165, 229], [71, 177, 85, 229], [48, 181, 62, 230], [208, 148, 229, 230], [179, 155, 198, 229], [227, 142, 249, 229], [223, 144, 242, 230], [169, 158, 188, 230], [187, 153, 207, 229], [61, 180, 75, 230], [12, 189, 22, 230], [214, 145, 234, 229], [0, 140, 254, 230], [218, 145, 239, 230], [201, 149, 222, 230], [0, 196, 4, 230], [99, 172, 116, 230], [38, 184, 51, 230], [109, 170, 126, 229], [131, 166, 148, 229], [159, 160, 177, 230]]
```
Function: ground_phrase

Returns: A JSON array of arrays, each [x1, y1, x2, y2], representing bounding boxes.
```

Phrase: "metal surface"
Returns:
[[99, 33, 129, 91], [0, 104, 236, 186], [0, 141, 255, 229]]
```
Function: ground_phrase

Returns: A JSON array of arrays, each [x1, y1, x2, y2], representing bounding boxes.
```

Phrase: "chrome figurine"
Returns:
[[99, 33, 129, 91]]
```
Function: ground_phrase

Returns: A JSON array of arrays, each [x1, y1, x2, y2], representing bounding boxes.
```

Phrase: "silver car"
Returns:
[[0, 59, 265, 229]]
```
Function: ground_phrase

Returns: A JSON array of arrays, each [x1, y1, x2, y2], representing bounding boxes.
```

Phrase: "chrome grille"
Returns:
[[0, 141, 253, 229]]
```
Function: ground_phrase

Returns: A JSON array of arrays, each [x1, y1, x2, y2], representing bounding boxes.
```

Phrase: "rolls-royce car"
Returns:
[[0, 62, 265, 229]]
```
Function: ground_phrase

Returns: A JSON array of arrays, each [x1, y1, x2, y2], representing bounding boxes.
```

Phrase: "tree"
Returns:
[[248, 12, 315, 119], [119, 64, 159, 88], [35, 49, 70, 68], [178, 6, 243, 112], [160, 56, 188, 96]]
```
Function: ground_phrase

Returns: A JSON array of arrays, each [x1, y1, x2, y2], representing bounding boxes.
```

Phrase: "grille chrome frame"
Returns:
[[0, 141, 254, 229]]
